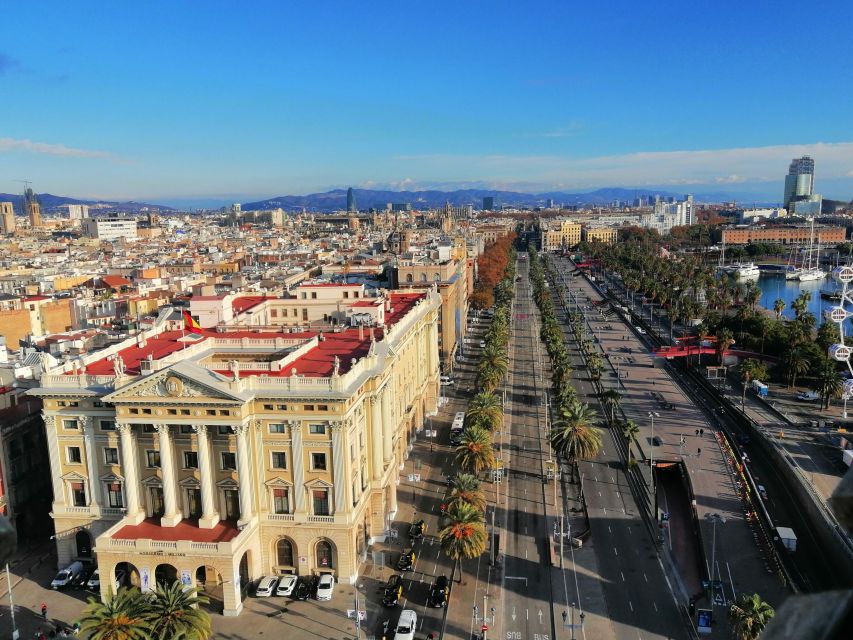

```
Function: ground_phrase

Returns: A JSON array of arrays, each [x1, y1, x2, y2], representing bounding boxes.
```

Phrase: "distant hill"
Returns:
[[0, 193, 173, 214], [241, 187, 697, 212]]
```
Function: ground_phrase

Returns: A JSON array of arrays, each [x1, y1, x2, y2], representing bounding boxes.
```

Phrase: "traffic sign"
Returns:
[[713, 593, 724, 606]]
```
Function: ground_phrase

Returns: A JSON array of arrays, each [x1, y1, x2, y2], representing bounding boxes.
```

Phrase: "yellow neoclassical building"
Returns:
[[31, 290, 440, 616]]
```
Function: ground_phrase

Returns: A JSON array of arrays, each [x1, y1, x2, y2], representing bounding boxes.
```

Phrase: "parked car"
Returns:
[[86, 568, 102, 591], [479, 340, 487, 348], [634, 326, 646, 335], [395, 610, 418, 640], [275, 575, 298, 597], [428, 575, 450, 608], [51, 562, 84, 590], [796, 390, 820, 401], [293, 577, 311, 601], [408, 519, 427, 539], [315, 574, 335, 601], [396, 548, 416, 571], [382, 574, 405, 607], [255, 575, 279, 597]]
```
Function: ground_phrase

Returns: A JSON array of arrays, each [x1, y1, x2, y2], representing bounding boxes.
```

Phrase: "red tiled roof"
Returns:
[[23, 296, 50, 302], [84, 331, 202, 376], [232, 296, 273, 314], [112, 517, 239, 543], [297, 283, 361, 288], [102, 275, 132, 288], [351, 300, 380, 307]]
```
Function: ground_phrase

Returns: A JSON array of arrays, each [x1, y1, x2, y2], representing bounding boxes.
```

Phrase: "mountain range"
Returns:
[[0, 193, 173, 213]]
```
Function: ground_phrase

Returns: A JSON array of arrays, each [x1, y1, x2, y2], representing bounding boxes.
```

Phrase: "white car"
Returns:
[[395, 609, 418, 640], [315, 574, 335, 601], [634, 326, 646, 335], [440, 375, 454, 386], [276, 574, 298, 597], [87, 569, 125, 591], [255, 575, 278, 597]]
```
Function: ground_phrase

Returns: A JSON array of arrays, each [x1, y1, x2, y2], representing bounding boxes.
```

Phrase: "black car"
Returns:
[[396, 548, 416, 571], [382, 574, 405, 607], [428, 575, 450, 608], [408, 519, 426, 539], [293, 577, 311, 601]]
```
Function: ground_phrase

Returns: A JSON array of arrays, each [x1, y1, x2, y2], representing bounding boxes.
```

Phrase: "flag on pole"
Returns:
[[182, 310, 202, 334]]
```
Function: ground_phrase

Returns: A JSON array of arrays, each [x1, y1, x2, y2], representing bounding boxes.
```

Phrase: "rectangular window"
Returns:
[[221, 452, 236, 470], [304, 405, 315, 412], [317, 404, 328, 411], [206, 409, 216, 416], [311, 292, 317, 299], [273, 488, 289, 514], [312, 489, 330, 515], [218, 410, 229, 416], [309, 423, 325, 435], [62, 419, 79, 430], [350, 444, 355, 462], [181, 409, 190, 415], [359, 432, 364, 449], [343, 291, 349, 299], [142, 408, 152, 415], [106, 483, 123, 508], [263, 404, 274, 411], [183, 451, 198, 469], [129, 408, 139, 415], [167, 409, 177, 415], [142, 424, 155, 433], [271, 309, 278, 318], [302, 309, 308, 321], [67, 446, 82, 464], [271, 452, 287, 469], [71, 482, 87, 507], [180, 425, 193, 434], [104, 447, 119, 464], [99, 420, 116, 432], [146, 450, 160, 468], [311, 452, 327, 471], [276, 404, 287, 410], [218, 425, 232, 435], [292, 308, 297, 317], [269, 423, 286, 434]]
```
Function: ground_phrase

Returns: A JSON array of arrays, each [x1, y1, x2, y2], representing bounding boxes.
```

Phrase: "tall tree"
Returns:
[[79, 588, 152, 640], [448, 473, 486, 512], [148, 581, 212, 640], [815, 356, 843, 410], [455, 426, 496, 475], [600, 388, 622, 424], [466, 391, 503, 432], [439, 502, 488, 583], [772, 298, 786, 321]]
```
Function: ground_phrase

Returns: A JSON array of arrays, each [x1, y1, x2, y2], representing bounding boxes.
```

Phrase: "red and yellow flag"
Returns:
[[182, 310, 202, 334]]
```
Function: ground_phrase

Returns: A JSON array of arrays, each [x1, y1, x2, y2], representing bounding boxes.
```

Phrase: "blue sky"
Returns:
[[1, 0, 852, 206]]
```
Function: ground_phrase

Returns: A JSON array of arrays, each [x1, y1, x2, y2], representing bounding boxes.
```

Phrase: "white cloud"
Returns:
[[0, 137, 116, 159], [393, 142, 853, 191]]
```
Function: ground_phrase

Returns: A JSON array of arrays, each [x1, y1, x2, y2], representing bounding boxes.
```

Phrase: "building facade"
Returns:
[[82, 217, 139, 242], [31, 290, 440, 617], [784, 156, 815, 209], [541, 219, 582, 251], [720, 225, 845, 245], [582, 226, 618, 244], [0, 202, 15, 235]]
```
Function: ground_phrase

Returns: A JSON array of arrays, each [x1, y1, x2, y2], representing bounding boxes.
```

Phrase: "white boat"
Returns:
[[734, 262, 760, 279], [792, 217, 825, 282], [795, 267, 825, 282]]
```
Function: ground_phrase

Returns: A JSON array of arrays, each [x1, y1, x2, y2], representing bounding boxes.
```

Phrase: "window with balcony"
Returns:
[[271, 452, 287, 469], [106, 483, 123, 509], [272, 488, 290, 514], [312, 489, 330, 516], [71, 482, 87, 507]]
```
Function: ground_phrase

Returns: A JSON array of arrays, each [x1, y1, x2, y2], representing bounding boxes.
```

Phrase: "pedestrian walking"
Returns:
[[695, 429, 699, 436], [700, 428, 704, 436], [41, 602, 48, 619], [697, 447, 702, 456]]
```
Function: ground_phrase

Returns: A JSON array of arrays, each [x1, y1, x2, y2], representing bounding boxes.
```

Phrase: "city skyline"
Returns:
[[1, 1, 852, 202]]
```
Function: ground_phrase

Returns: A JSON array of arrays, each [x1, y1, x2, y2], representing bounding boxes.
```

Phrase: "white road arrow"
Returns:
[[512, 606, 517, 622], [538, 609, 543, 624]]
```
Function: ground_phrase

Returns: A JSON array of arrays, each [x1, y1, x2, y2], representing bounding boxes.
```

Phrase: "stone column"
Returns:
[[79, 416, 102, 515], [192, 425, 220, 529], [290, 421, 306, 512], [387, 479, 397, 519], [330, 421, 349, 514], [233, 423, 254, 524], [369, 397, 383, 480], [42, 415, 66, 509], [116, 423, 144, 524], [380, 384, 393, 464], [157, 425, 182, 527]]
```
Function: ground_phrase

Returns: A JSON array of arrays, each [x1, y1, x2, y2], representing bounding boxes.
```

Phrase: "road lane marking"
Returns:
[[621, 571, 625, 582], [653, 601, 658, 612], [643, 573, 648, 583], [613, 547, 618, 556], [628, 600, 634, 612]]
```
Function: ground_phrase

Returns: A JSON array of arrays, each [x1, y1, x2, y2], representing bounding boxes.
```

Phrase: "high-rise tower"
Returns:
[[784, 156, 815, 209], [346, 187, 357, 212], [0, 202, 15, 234], [24, 188, 42, 228]]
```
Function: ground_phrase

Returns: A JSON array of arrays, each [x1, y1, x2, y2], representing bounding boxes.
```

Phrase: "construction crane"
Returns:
[[13, 179, 32, 191]]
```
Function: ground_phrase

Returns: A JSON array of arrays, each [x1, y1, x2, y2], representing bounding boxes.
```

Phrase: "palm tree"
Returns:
[[773, 298, 786, 321], [466, 391, 503, 432], [600, 388, 622, 424], [815, 357, 843, 410], [439, 501, 487, 583], [551, 403, 603, 480], [784, 344, 811, 388], [148, 581, 211, 640], [695, 322, 709, 366], [717, 328, 735, 364], [744, 284, 761, 313], [478, 345, 509, 392], [79, 588, 152, 640], [455, 426, 496, 475], [729, 593, 775, 640], [448, 473, 486, 512], [622, 419, 640, 460]]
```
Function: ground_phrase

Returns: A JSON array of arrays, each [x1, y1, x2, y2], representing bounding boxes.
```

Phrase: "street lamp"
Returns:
[[705, 513, 726, 599], [648, 411, 660, 491]]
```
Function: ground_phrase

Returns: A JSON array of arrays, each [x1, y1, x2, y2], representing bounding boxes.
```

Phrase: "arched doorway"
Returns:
[[238, 551, 250, 601], [115, 561, 139, 589], [195, 565, 223, 614], [75, 530, 92, 559], [275, 537, 297, 574], [314, 538, 337, 574], [155, 563, 178, 587]]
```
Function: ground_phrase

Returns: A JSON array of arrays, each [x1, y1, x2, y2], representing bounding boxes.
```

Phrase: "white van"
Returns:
[[51, 561, 84, 589], [395, 610, 418, 640]]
